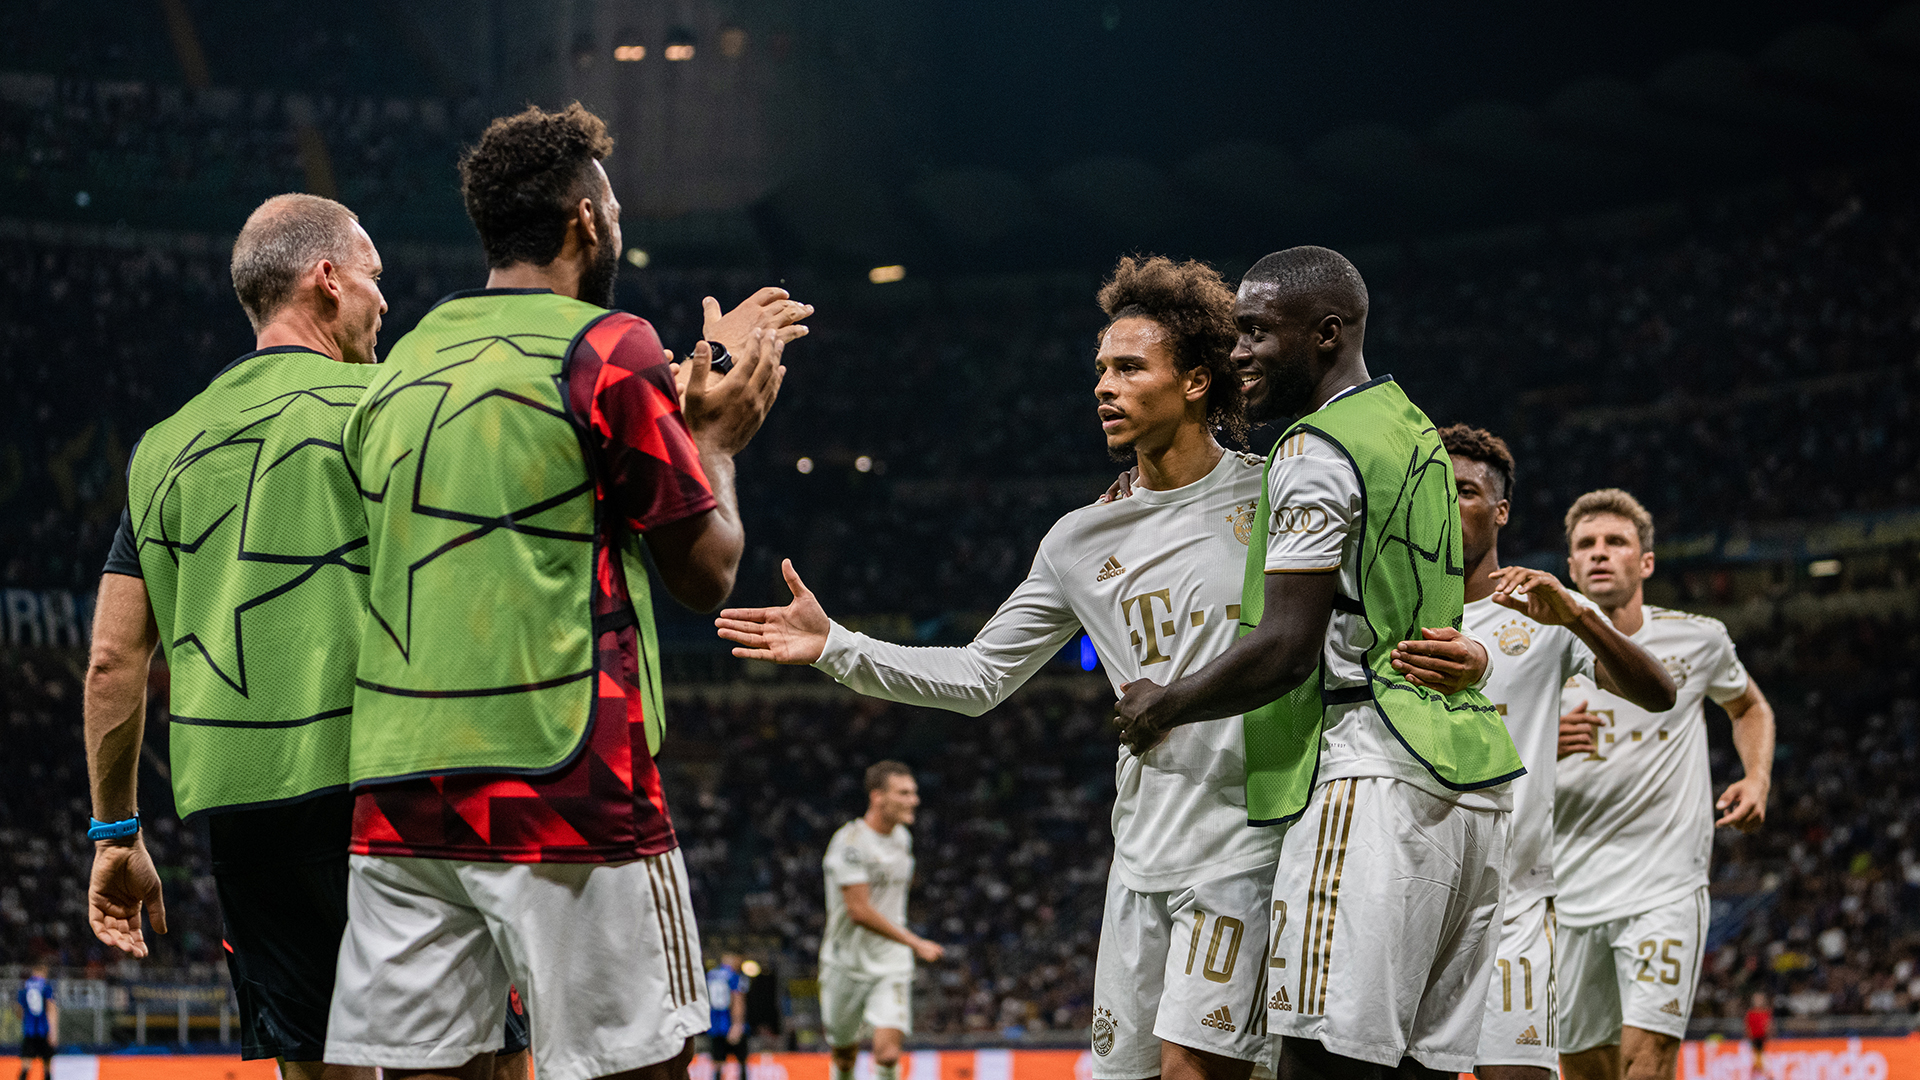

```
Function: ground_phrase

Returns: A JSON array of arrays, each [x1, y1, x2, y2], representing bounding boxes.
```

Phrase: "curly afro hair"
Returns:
[[1438, 423, 1515, 502], [1096, 255, 1246, 446], [460, 102, 615, 269]]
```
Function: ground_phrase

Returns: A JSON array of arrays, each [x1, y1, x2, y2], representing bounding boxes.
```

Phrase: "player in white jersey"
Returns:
[[1439, 426, 1677, 1080], [1552, 489, 1775, 1080], [720, 256, 1400, 1080], [1114, 248, 1505, 1080], [819, 761, 943, 1080]]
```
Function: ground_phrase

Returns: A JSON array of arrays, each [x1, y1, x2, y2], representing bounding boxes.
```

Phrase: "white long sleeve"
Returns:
[[813, 547, 1080, 716]]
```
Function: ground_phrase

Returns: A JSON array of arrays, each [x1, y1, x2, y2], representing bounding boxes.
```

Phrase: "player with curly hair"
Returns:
[[322, 102, 805, 1080], [717, 254, 1283, 1080]]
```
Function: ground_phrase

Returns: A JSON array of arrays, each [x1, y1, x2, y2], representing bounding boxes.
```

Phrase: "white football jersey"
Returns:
[[1553, 606, 1749, 927], [821, 817, 916, 975], [1463, 595, 1596, 908], [814, 450, 1284, 893]]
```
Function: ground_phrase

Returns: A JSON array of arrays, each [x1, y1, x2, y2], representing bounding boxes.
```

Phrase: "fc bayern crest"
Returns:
[[1227, 502, 1257, 546], [1092, 1006, 1116, 1055], [1497, 621, 1532, 656]]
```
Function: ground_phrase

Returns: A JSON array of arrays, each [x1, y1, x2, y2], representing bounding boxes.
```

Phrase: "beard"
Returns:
[[578, 206, 621, 309], [1246, 352, 1318, 424]]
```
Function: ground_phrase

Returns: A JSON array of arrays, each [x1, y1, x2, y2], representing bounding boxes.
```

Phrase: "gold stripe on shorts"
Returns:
[[645, 854, 694, 1007], [666, 854, 702, 1007], [1315, 779, 1359, 1015], [1297, 778, 1359, 1014]]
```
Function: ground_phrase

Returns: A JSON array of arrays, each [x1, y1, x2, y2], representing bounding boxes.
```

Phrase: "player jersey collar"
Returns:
[[430, 286, 555, 311], [214, 344, 331, 380]]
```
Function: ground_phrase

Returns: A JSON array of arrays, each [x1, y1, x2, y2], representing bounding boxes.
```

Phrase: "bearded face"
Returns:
[[577, 198, 621, 310]]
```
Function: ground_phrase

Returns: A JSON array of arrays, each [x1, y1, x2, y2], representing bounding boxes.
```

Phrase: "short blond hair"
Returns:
[[1564, 488, 1654, 552]]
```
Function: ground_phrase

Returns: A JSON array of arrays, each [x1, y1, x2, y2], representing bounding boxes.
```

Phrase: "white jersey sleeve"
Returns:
[[1260, 431, 1358, 574], [823, 828, 872, 888], [814, 535, 1080, 716], [1703, 622, 1750, 705]]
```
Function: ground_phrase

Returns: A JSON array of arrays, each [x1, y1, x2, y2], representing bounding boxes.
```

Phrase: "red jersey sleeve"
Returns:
[[567, 313, 717, 533]]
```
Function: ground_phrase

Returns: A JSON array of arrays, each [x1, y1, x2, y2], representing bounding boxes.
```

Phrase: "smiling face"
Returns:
[[1231, 283, 1327, 423], [1567, 511, 1655, 607], [1452, 454, 1509, 571], [1094, 316, 1209, 460], [871, 773, 921, 828]]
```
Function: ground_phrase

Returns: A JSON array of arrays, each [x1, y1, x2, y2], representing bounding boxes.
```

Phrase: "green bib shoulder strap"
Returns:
[[1239, 377, 1521, 824], [127, 348, 378, 818]]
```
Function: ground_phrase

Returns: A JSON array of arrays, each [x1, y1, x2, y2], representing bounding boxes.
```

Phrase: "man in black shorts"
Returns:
[[81, 194, 527, 1079]]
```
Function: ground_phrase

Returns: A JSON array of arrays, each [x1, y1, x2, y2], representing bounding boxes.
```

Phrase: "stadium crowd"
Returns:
[[6, 599, 1920, 1033], [1, 158, 1913, 620]]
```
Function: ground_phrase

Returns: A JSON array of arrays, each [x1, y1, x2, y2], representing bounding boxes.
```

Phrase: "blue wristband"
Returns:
[[88, 815, 141, 841]]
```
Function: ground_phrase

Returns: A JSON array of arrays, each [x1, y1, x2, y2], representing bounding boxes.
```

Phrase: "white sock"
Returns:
[[875, 1064, 899, 1080]]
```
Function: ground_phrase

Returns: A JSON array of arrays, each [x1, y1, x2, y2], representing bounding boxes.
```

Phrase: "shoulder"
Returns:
[[571, 311, 669, 374], [1645, 606, 1732, 643]]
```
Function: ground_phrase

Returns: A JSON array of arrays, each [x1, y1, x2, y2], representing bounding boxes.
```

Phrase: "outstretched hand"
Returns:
[[1489, 566, 1585, 626], [1390, 626, 1488, 694], [715, 559, 830, 664], [89, 837, 167, 957]]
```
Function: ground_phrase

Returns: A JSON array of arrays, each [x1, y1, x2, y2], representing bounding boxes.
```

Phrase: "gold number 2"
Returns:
[[1269, 900, 1288, 970]]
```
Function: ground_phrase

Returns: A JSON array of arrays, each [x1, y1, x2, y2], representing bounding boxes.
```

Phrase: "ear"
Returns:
[[1184, 362, 1211, 403], [1494, 500, 1510, 528], [1316, 313, 1343, 352], [1641, 550, 1656, 577], [314, 259, 343, 308], [574, 197, 599, 249]]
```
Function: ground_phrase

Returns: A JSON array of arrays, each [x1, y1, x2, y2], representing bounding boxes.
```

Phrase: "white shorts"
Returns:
[[818, 964, 912, 1046], [1090, 860, 1277, 1079], [1265, 777, 1507, 1074], [1475, 896, 1558, 1069], [327, 850, 708, 1080], [1557, 886, 1709, 1052]]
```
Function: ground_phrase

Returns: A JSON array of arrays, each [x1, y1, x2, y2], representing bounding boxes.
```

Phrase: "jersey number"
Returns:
[[1185, 911, 1244, 984], [1634, 939, 1684, 985], [1495, 957, 1534, 1011]]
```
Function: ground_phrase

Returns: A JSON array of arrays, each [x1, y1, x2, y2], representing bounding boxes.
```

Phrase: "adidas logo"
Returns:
[[1515, 1025, 1542, 1046], [1659, 999, 1684, 1017], [1267, 987, 1291, 1012], [1199, 1006, 1236, 1032], [1097, 556, 1126, 581]]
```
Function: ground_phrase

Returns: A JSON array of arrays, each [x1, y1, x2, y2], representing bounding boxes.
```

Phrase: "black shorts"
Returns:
[[710, 1032, 750, 1064], [19, 1034, 52, 1060], [210, 792, 356, 1062], [210, 791, 531, 1061]]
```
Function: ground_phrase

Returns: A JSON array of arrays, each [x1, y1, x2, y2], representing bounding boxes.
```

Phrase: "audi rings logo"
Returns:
[[1269, 506, 1329, 536]]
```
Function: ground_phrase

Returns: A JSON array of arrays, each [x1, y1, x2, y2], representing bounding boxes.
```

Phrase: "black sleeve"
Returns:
[[102, 507, 142, 578]]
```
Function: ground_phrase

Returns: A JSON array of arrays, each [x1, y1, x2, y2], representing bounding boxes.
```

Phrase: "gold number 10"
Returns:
[[1185, 911, 1245, 984]]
